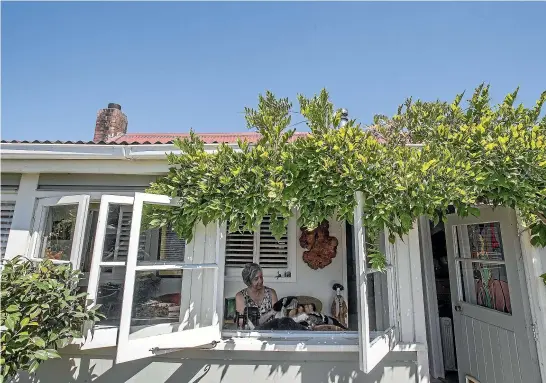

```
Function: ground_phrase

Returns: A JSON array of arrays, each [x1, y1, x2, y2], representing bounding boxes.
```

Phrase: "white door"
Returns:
[[445, 207, 540, 383]]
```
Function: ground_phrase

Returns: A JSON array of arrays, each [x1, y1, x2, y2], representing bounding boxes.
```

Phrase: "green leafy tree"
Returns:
[[0, 257, 103, 382], [147, 84, 546, 282]]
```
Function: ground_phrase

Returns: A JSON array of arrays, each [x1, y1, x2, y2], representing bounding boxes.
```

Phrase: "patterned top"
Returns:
[[240, 287, 274, 318]]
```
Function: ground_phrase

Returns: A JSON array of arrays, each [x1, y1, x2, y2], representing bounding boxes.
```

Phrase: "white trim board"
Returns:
[[517, 214, 546, 383], [4, 173, 40, 260], [418, 216, 445, 379]]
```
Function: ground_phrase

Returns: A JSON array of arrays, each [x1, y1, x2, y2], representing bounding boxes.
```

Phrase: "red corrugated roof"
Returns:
[[1, 132, 310, 145]]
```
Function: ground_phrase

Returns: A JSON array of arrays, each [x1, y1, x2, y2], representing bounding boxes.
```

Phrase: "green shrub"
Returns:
[[0, 256, 103, 382]]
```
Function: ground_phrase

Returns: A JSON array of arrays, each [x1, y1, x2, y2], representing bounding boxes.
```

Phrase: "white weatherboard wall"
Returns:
[[224, 218, 347, 312], [14, 348, 424, 383]]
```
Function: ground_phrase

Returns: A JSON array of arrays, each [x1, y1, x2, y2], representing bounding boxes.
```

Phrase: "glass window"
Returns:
[[225, 216, 292, 279], [30, 195, 90, 268], [115, 193, 220, 364], [455, 222, 511, 314]]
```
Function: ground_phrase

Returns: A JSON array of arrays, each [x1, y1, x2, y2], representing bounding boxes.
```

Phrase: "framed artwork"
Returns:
[[224, 297, 236, 320]]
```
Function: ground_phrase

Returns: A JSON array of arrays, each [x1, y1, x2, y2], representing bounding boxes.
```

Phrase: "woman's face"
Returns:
[[250, 271, 264, 290]]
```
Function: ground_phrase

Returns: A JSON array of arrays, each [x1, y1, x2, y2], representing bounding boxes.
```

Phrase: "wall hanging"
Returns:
[[299, 220, 338, 270]]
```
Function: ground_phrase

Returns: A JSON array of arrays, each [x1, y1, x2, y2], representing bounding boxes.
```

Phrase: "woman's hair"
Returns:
[[242, 263, 262, 286]]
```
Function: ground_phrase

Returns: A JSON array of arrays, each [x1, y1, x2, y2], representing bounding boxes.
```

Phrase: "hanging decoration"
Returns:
[[299, 220, 338, 270]]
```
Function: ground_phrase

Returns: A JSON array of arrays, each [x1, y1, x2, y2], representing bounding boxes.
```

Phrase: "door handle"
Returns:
[[454, 304, 462, 312]]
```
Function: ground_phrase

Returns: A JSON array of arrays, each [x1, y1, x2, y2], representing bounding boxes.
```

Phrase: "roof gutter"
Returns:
[[0, 142, 242, 160], [0, 141, 424, 161]]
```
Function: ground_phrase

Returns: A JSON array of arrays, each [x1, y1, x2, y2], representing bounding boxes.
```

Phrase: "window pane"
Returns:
[[225, 221, 255, 268], [81, 207, 99, 272], [40, 204, 78, 261], [137, 204, 186, 267], [96, 266, 125, 326], [223, 221, 359, 334], [367, 272, 390, 332], [458, 261, 512, 314], [458, 222, 504, 261], [129, 269, 214, 340], [365, 231, 386, 269]]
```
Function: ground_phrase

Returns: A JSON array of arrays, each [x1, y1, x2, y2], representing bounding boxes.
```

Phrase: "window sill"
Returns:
[[205, 338, 426, 354], [222, 329, 359, 340], [74, 326, 426, 355], [208, 336, 359, 352]]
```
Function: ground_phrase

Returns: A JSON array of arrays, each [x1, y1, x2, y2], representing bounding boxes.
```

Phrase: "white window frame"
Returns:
[[224, 215, 297, 283], [353, 191, 398, 373], [81, 195, 135, 350], [16, 191, 131, 350], [27, 195, 90, 269], [115, 192, 222, 364], [220, 192, 398, 372]]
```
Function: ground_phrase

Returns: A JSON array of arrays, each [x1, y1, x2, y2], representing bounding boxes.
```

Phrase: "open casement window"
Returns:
[[82, 195, 135, 349], [115, 192, 222, 364], [28, 195, 90, 269], [82, 195, 188, 350], [225, 215, 294, 280], [353, 191, 398, 373]]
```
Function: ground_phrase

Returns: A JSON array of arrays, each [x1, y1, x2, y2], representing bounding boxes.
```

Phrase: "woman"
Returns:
[[235, 263, 278, 326]]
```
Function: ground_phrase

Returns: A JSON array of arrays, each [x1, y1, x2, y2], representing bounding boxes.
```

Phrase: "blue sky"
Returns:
[[2, 2, 545, 142]]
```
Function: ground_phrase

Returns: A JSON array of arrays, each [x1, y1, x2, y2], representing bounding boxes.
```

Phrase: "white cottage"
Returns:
[[1, 103, 545, 383]]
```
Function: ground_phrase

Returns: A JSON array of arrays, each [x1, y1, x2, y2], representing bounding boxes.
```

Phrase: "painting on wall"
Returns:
[[224, 297, 236, 321]]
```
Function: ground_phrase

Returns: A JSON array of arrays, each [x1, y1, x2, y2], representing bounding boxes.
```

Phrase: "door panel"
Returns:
[[445, 207, 539, 383]]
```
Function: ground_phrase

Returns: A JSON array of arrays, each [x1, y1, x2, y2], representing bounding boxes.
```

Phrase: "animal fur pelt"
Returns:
[[257, 317, 308, 331], [272, 296, 299, 318], [293, 312, 348, 330]]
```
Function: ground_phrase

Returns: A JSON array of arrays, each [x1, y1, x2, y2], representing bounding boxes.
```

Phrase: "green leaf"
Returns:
[[31, 336, 45, 348], [45, 349, 60, 359], [5, 305, 19, 313], [468, 207, 481, 217], [4, 315, 16, 331], [28, 359, 40, 374], [34, 350, 49, 360], [29, 308, 41, 319], [20, 317, 30, 328], [421, 159, 438, 173]]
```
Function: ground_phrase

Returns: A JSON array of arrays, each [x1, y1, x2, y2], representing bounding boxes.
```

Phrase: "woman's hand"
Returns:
[[258, 309, 277, 325]]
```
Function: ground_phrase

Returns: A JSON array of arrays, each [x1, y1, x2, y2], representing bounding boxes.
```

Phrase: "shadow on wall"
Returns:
[[12, 349, 425, 383]]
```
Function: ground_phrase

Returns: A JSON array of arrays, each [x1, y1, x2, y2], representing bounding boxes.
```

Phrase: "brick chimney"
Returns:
[[93, 103, 128, 142]]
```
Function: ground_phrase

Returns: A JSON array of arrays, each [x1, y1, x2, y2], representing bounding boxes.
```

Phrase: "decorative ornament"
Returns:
[[331, 283, 348, 328], [299, 220, 338, 270]]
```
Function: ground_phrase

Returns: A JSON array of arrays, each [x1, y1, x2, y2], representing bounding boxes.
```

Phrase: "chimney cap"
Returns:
[[339, 108, 349, 128], [108, 103, 122, 110]]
